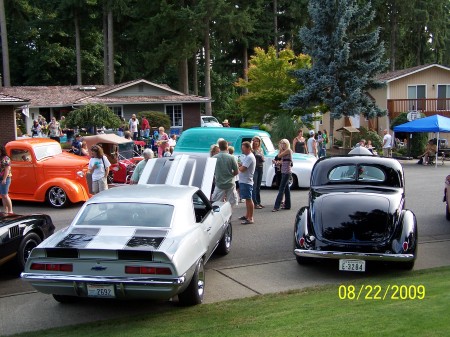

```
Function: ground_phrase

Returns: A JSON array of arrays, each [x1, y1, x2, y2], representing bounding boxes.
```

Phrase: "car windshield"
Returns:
[[33, 143, 62, 160], [328, 165, 386, 183], [73, 202, 174, 228], [202, 116, 219, 123], [261, 136, 275, 152]]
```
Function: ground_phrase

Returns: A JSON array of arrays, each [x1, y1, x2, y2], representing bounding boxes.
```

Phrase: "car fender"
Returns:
[[392, 209, 418, 255], [170, 227, 208, 276], [263, 164, 277, 188], [291, 161, 314, 188], [294, 206, 311, 248], [34, 178, 90, 203]]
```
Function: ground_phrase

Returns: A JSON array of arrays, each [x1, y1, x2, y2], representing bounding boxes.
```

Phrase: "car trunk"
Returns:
[[316, 193, 392, 243]]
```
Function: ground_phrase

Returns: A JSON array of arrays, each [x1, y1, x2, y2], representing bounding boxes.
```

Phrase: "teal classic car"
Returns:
[[173, 127, 316, 188]]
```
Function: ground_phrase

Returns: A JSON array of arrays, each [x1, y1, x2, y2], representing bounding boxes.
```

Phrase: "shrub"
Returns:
[[358, 127, 383, 151], [137, 111, 171, 131]]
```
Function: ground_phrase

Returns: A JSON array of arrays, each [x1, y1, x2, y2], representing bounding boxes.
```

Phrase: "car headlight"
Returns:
[[77, 171, 85, 178]]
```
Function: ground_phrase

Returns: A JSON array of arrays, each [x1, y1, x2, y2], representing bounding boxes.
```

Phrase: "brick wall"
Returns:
[[0, 105, 17, 146], [183, 103, 201, 129]]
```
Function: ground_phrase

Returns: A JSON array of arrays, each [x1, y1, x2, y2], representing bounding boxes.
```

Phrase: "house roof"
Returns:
[[0, 93, 29, 105], [0, 79, 211, 108], [376, 64, 450, 83]]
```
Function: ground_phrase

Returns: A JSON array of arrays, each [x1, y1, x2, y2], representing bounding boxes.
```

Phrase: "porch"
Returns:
[[388, 98, 450, 120]]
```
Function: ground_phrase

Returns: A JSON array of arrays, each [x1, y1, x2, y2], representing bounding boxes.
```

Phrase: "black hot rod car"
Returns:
[[0, 212, 55, 271], [294, 156, 417, 271]]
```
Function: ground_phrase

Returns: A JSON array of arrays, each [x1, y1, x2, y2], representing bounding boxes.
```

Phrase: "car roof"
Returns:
[[311, 155, 404, 187], [6, 138, 59, 148], [179, 127, 270, 138], [86, 184, 198, 204]]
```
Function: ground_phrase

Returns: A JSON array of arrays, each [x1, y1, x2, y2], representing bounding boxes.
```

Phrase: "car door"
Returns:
[[192, 190, 222, 259], [8, 148, 38, 196]]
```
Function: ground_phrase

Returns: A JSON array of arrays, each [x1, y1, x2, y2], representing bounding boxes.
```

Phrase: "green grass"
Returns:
[[14, 267, 450, 337]]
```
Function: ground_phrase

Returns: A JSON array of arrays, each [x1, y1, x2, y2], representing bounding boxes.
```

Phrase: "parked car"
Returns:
[[22, 155, 232, 305], [5, 138, 90, 208], [294, 156, 418, 271], [0, 212, 55, 271], [173, 127, 316, 188], [83, 134, 143, 185], [200, 116, 223, 127]]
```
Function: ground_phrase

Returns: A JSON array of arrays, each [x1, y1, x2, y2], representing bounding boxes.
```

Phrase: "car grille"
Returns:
[[9, 225, 20, 239]]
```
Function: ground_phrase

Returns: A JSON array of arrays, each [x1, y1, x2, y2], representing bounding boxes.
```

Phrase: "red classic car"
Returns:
[[4, 138, 90, 208]]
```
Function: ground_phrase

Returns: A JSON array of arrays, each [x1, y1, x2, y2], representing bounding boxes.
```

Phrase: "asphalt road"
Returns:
[[1, 160, 450, 336]]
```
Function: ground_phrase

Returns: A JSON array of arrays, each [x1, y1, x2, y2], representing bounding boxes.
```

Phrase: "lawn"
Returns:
[[14, 266, 450, 337]]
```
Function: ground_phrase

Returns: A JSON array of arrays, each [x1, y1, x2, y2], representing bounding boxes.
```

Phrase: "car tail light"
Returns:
[[299, 237, 305, 248], [402, 241, 409, 251], [125, 266, 172, 275], [30, 263, 73, 272]]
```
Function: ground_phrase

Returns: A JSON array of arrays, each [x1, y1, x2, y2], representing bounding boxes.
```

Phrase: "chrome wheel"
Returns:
[[217, 221, 232, 255], [47, 186, 69, 208], [178, 258, 205, 306]]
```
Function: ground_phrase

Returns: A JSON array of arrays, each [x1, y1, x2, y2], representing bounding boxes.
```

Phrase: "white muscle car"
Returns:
[[21, 155, 232, 305]]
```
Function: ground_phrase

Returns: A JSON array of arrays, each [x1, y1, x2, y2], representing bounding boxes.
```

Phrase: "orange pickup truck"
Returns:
[[4, 138, 90, 208]]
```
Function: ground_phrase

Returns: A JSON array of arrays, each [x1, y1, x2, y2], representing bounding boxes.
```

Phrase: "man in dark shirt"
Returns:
[[71, 134, 82, 155]]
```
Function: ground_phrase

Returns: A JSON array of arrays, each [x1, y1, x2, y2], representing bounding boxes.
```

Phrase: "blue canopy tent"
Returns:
[[393, 114, 450, 167]]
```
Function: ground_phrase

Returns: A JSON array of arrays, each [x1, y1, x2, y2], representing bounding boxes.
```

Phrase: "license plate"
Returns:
[[87, 284, 115, 298], [339, 259, 366, 272]]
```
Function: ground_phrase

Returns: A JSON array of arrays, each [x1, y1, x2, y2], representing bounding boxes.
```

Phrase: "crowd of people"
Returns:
[[293, 129, 328, 158]]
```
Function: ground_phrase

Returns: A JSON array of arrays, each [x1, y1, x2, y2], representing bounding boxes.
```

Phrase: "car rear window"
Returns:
[[74, 203, 174, 228], [328, 165, 386, 183]]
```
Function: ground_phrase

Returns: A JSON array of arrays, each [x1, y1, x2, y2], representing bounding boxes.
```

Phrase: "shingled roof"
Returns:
[[0, 79, 211, 107], [0, 93, 29, 105], [376, 64, 450, 83]]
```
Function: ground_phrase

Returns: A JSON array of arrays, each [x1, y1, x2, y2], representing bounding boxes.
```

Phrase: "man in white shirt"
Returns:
[[307, 130, 317, 157], [238, 141, 256, 224], [382, 129, 392, 157]]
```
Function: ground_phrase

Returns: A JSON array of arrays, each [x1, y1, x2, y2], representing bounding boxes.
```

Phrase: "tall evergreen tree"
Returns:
[[284, 0, 387, 145]]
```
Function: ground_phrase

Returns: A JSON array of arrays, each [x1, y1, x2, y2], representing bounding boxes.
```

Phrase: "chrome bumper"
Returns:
[[21, 273, 186, 285], [294, 249, 415, 261]]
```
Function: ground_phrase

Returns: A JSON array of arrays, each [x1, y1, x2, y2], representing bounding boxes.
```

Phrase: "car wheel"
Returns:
[[47, 186, 70, 208], [216, 221, 232, 255], [16, 232, 41, 270], [397, 260, 415, 271], [295, 255, 312, 265], [289, 175, 299, 189], [52, 294, 78, 304], [178, 258, 205, 306]]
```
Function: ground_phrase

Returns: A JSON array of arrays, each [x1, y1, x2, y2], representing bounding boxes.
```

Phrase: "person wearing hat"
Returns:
[[222, 119, 230, 127], [307, 130, 317, 157]]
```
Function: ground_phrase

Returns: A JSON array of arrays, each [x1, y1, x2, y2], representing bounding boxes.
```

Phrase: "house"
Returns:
[[0, 79, 211, 143], [0, 94, 30, 146], [312, 64, 450, 147]]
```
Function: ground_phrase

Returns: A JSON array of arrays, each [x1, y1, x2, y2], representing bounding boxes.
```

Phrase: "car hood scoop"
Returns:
[[317, 194, 391, 242]]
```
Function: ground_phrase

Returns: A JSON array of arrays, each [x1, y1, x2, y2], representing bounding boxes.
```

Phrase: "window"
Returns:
[[109, 106, 123, 117], [33, 144, 62, 161], [166, 105, 183, 127], [74, 202, 174, 228], [10, 149, 32, 162], [407, 85, 426, 111], [437, 85, 450, 111], [328, 165, 385, 183]]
